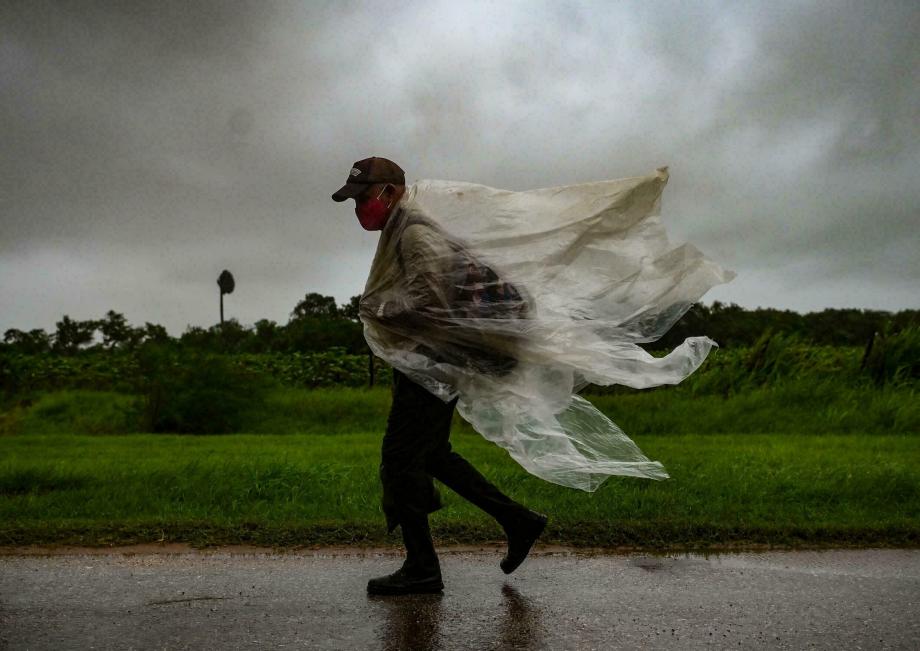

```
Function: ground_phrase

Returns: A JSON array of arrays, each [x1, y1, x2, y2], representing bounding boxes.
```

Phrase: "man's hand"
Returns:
[[360, 296, 416, 325]]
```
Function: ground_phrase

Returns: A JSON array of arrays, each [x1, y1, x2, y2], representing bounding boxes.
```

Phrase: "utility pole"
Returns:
[[217, 270, 235, 326]]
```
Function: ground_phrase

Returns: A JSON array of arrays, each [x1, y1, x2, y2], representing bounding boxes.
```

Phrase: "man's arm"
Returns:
[[365, 223, 456, 327]]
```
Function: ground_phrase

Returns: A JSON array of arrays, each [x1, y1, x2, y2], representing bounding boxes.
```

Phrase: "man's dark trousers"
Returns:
[[380, 369, 530, 555]]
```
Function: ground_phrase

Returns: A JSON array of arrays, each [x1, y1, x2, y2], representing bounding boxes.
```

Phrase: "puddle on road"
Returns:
[[368, 583, 547, 650], [147, 595, 233, 606]]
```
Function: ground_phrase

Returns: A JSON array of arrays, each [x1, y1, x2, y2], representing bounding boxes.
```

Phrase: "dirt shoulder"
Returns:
[[3, 540, 914, 557]]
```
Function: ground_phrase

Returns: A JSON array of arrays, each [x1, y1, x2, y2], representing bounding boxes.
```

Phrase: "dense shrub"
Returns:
[[136, 346, 277, 434], [0, 351, 139, 397], [5, 390, 142, 435], [863, 326, 920, 387], [236, 348, 391, 388], [0, 348, 390, 398], [680, 332, 861, 397], [1, 333, 914, 408], [587, 335, 865, 397]]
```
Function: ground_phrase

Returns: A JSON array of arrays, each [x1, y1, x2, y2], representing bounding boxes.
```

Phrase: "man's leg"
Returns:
[[426, 438, 548, 574], [382, 369, 527, 530], [426, 445, 530, 531], [414, 381, 548, 575], [378, 371, 454, 535], [368, 370, 452, 594]]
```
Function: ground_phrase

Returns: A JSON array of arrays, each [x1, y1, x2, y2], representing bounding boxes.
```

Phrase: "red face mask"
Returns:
[[355, 186, 392, 231]]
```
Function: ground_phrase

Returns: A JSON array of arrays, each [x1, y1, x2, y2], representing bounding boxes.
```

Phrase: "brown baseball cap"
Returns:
[[331, 156, 405, 202]]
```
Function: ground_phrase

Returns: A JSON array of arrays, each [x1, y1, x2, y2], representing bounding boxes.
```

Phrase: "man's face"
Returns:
[[353, 184, 386, 219], [353, 183, 404, 231]]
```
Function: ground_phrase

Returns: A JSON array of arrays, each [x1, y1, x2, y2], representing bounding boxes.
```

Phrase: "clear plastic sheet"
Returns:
[[360, 168, 735, 491]]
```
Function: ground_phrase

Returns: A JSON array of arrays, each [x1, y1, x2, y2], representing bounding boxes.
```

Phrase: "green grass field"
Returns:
[[2, 382, 918, 549]]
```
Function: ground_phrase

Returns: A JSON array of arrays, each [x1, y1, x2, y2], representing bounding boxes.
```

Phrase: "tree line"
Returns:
[[2, 294, 918, 356], [655, 302, 918, 349], [1, 293, 364, 356]]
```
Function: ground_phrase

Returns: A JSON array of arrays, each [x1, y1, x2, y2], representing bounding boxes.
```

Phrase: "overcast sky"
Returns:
[[2, 0, 918, 336]]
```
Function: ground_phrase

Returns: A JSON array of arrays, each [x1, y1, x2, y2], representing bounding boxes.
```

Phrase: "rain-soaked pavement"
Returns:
[[1, 546, 918, 650]]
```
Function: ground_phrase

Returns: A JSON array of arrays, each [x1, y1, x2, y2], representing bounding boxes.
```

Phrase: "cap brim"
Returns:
[[331, 182, 368, 202]]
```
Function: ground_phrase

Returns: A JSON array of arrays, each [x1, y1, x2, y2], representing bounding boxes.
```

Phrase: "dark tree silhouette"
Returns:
[[253, 319, 281, 353], [290, 293, 340, 320], [3, 328, 52, 354], [213, 318, 249, 353], [140, 322, 170, 344], [180, 325, 210, 350], [3, 299, 916, 359], [340, 295, 362, 322], [52, 315, 96, 354], [98, 310, 137, 349]]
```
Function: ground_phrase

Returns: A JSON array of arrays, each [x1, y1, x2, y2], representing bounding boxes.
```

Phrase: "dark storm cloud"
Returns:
[[1, 0, 917, 334]]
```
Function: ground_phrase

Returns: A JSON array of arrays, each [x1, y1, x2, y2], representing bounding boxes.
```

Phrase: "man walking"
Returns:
[[332, 156, 548, 595]]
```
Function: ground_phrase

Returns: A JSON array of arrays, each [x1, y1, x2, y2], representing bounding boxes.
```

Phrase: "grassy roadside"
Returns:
[[4, 380, 918, 439], [2, 431, 917, 550]]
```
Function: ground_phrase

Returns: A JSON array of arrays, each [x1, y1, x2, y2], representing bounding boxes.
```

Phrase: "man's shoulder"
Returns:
[[398, 207, 437, 232], [396, 217, 458, 274], [401, 221, 436, 242], [398, 212, 447, 248]]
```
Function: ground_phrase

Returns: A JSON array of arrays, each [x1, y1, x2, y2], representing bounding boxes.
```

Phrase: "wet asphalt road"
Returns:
[[1, 547, 918, 650]]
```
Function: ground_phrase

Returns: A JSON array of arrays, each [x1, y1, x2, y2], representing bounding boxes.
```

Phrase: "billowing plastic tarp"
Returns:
[[360, 168, 735, 491]]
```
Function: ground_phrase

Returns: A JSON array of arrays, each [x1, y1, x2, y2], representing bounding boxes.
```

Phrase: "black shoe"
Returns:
[[500, 511, 548, 575], [367, 567, 444, 595]]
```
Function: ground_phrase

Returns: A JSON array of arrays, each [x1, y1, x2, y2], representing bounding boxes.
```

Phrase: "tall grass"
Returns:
[[591, 378, 919, 436], [5, 379, 915, 438], [864, 326, 920, 386], [665, 332, 862, 396], [3, 331, 916, 405], [2, 390, 142, 435]]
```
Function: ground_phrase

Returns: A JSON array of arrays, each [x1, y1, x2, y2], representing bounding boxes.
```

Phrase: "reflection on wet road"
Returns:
[[372, 583, 545, 650], [1, 548, 918, 649], [374, 592, 444, 651]]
